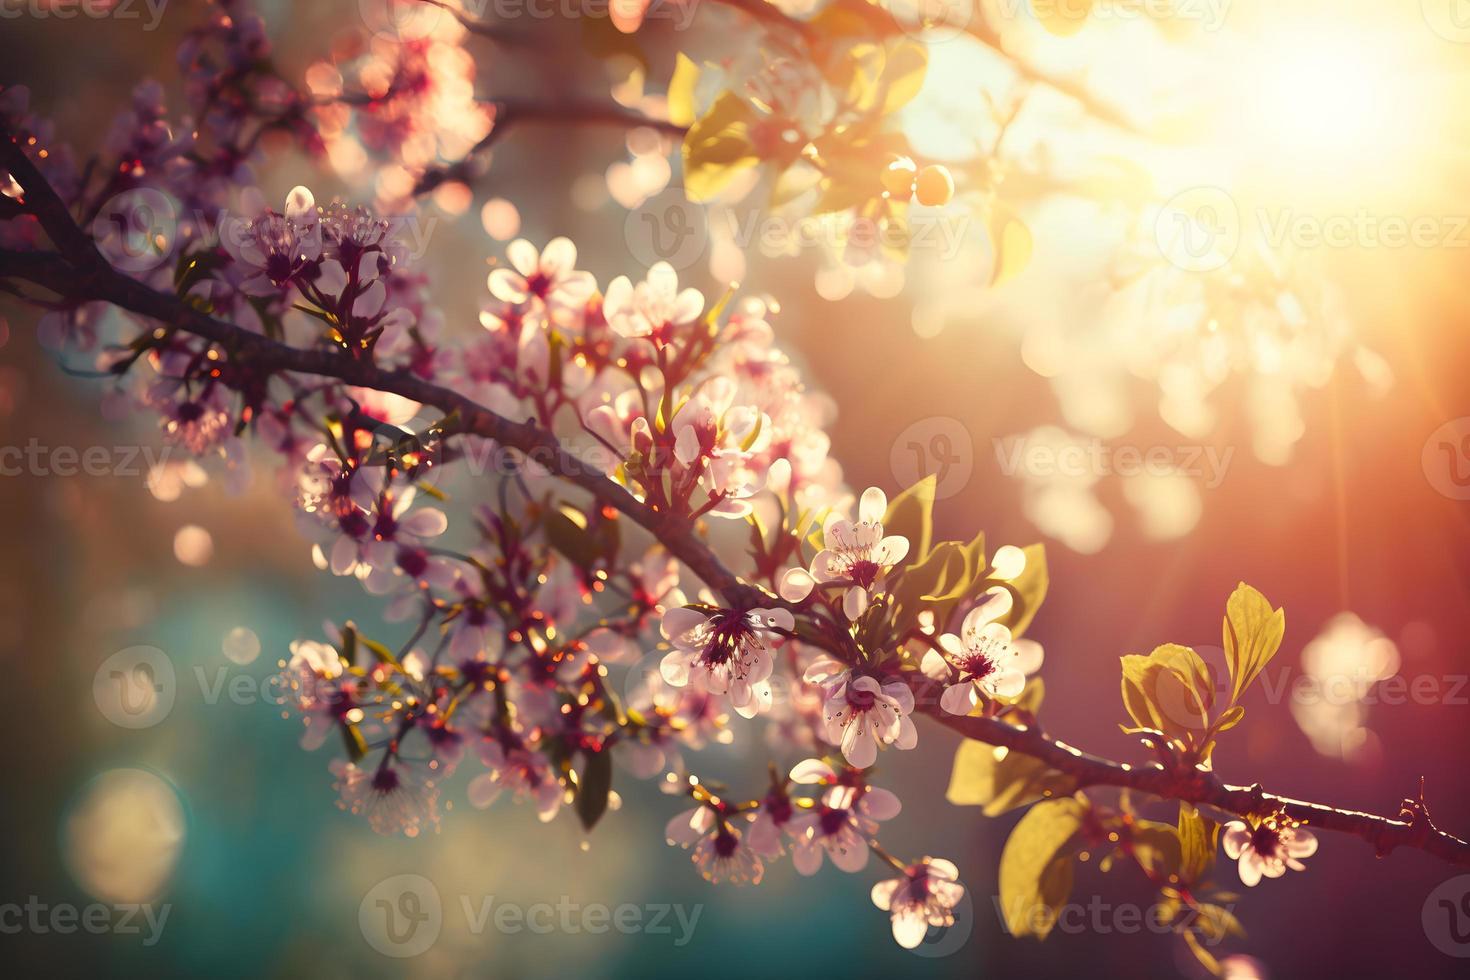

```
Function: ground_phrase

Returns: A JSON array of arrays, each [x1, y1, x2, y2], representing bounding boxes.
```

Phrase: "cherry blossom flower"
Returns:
[[786, 761, 901, 874], [1222, 813, 1318, 886], [602, 261, 704, 343], [660, 606, 794, 718], [331, 758, 440, 837], [280, 637, 354, 751], [922, 589, 1044, 715], [806, 487, 910, 619], [467, 738, 564, 822], [804, 659, 917, 768], [222, 185, 322, 295], [669, 379, 771, 518], [871, 858, 966, 949], [666, 807, 765, 885], [488, 237, 595, 311], [747, 782, 799, 858]]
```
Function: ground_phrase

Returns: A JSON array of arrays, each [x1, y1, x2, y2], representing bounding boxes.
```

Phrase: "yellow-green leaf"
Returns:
[[880, 39, 928, 114], [883, 474, 936, 563], [989, 203, 1033, 287], [1178, 802, 1218, 884], [667, 52, 700, 128], [1120, 643, 1215, 746], [998, 797, 1085, 939], [1222, 583, 1285, 703], [1130, 820, 1183, 878], [681, 91, 761, 202], [948, 739, 1077, 816]]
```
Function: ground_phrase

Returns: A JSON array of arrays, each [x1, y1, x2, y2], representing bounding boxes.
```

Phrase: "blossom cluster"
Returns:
[[0, 0, 1323, 961]]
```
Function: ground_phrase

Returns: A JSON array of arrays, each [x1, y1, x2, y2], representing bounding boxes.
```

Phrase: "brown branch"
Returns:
[[2, 123, 1466, 869], [414, 100, 687, 196]]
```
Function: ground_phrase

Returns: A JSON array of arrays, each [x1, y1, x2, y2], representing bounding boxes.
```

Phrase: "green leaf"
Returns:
[[769, 162, 824, 208], [668, 53, 700, 128], [1120, 644, 1216, 747], [1184, 929, 1222, 975], [359, 636, 402, 669], [989, 202, 1033, 287], [883, 474, 936, 563], [948, 739, 1077, 816], [879, 39, 928, 114], [574, 749, 614, 831], [340, 723, 368, 762], [681, 92, 761, 202], [1177, 802, 1218, 884], [1130, 820, 1183, 878], [1193, 902, 1245, 944], [1222, 583, 1285, 703], [888, 539, 966, 637], [998, 797, 1085, 939]]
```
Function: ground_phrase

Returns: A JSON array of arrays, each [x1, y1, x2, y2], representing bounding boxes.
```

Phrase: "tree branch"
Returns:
[[413, 100, 687, 196], [2, 123, 1465, 869]]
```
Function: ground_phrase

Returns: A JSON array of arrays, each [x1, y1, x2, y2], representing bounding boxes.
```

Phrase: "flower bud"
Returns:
[[880, 156, 918, 198], [914, 165, 954, 207]]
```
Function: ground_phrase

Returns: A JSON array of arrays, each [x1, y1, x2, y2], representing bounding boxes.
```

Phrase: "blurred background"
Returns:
[[3, 0, 1470, 976]]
